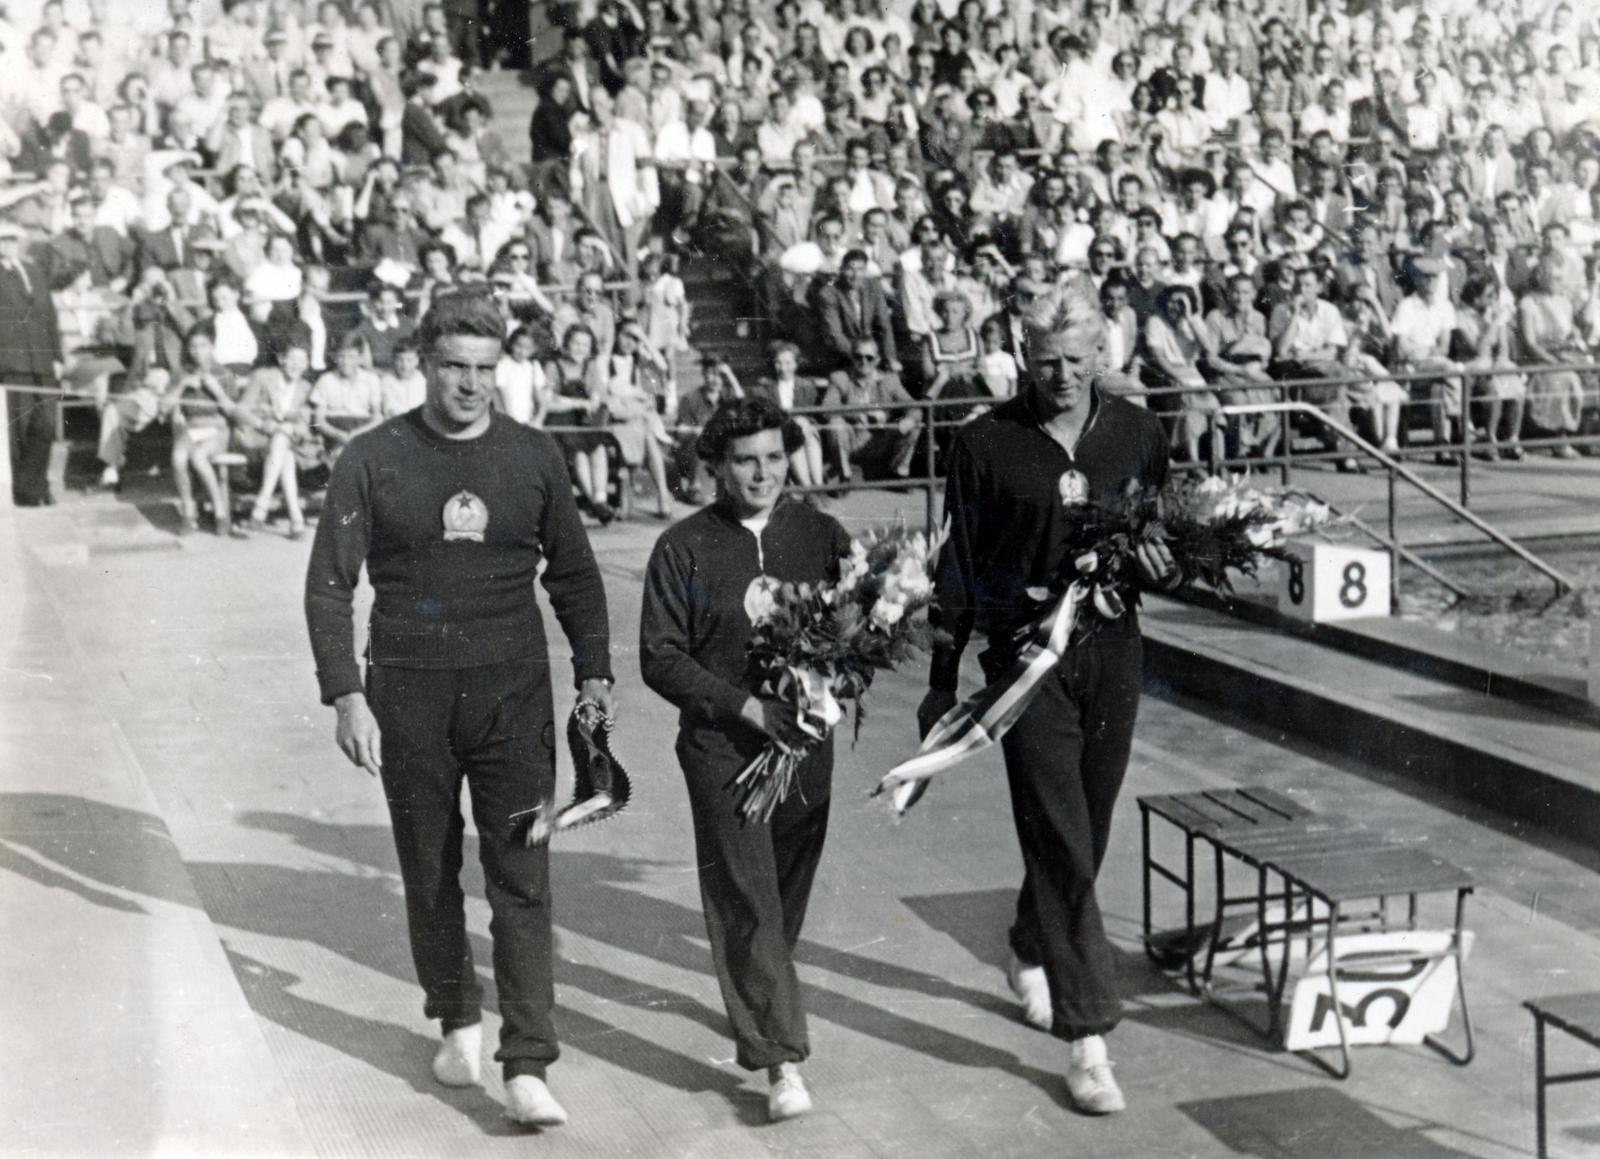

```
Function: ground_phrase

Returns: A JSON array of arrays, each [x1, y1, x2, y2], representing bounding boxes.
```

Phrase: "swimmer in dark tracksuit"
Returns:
[[305, 290, 614, 1130], [640, 396, 852, 1124]]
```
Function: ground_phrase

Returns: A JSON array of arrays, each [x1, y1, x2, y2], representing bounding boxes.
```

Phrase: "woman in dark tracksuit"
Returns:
[[640, 397, 852, 1123]]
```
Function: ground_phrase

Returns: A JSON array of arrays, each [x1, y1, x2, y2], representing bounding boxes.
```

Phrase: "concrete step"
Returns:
[[1177, 585, 1598, 725], [1140, 594, 1600, 849]]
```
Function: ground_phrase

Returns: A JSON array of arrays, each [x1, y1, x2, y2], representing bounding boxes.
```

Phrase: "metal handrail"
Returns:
[[1218, 400, 1576, 597]]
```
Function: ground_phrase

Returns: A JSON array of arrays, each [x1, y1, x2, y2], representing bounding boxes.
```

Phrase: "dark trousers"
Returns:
[[368, 659, 559, 1080], [990, 632, 1143, 1040], [679, 734, 832, 1071], [7, 377, 57, 505]]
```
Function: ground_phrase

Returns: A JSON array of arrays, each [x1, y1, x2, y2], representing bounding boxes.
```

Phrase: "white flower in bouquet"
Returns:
[[893, 557, 933, 601], [870, 597, 907, 630], [836, 540, 872, 595]]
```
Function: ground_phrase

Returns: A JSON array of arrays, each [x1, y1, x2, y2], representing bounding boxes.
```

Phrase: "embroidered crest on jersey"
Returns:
[[443, 490, 488, 542], [743, 574, 781, 625], [1058, 469, 1090, 508]]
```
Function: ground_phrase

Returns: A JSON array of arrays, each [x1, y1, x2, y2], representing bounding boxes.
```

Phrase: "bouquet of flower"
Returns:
[[733, 526, 946, 823], [877, 473, 1331, 813], [1055, 473, 1334, 613]]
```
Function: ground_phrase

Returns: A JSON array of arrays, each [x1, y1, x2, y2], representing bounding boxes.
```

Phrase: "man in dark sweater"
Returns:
[[304, 291, 614, 1130], [918, 282, 1178, 1116]]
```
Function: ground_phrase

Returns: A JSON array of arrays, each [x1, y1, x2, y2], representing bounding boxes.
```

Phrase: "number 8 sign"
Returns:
[[1276, 540, 1391, 623]]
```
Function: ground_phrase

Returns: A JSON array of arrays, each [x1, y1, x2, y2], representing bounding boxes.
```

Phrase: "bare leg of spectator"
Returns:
[[170, 432, 201, 533], [891, 414, 923, 477], [788, 420, 824, 490], [825, 418, 856, 482], [279, 447, 306, 536], [250, 432, 305, 536], [571, 453, 596, 507], [642, 436, 672, 518], [185, 433, 232, 533], [589, 446, 611, 515]]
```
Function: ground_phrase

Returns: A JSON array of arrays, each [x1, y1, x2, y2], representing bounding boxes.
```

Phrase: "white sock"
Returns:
[[1069, 1035, 1108, 1067]]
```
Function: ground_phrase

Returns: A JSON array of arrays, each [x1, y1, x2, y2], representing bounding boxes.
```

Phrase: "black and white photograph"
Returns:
[[2, 0, 1599, 1155]]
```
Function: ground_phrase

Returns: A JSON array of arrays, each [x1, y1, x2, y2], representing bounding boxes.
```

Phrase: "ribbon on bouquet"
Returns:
[[784, 665, 845, 741], [874, 582, 1086, 815], [729, 665, 844, 824]]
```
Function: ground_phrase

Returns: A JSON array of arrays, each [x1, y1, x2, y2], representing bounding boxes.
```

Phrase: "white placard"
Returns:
[[1274, 539, 1391, 622], [1282, 929, 1474, 1050]]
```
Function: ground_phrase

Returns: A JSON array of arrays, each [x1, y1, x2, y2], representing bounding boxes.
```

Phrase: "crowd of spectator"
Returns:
[[581, 0, 1600, 480], [6, 0, 1600, 523]]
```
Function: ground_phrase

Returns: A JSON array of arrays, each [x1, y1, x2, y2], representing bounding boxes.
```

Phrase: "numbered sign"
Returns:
[[1283, 930, 1474, 1050], [1274, 540, 1390, 622]]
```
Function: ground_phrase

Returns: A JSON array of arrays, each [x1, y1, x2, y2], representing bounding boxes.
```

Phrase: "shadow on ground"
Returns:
[[234, 812, 1073, 1105], [1177, 1086, 1478, 1157]]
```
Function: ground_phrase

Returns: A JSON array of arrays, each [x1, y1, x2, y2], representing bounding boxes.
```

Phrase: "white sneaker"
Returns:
[[767, 1062, 812, 1122], [505, 1075, 568, 1127], [431, 1023, 482, 1087], [1066, 1036, 1125, 1115], [1006, 954, 1052, 1031]]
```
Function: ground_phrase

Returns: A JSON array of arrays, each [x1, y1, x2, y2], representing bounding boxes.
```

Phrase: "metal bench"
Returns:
[[1525, 994, 1600, 1158], [1138, 786, 1320, 992], [1206, 824, 1475, 1079]]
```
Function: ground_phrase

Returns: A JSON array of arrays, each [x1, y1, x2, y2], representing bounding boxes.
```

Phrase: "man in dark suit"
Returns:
[[18, 112, 94, 179], [51, 196, 135, 288], [812, 249, 898, 374], [400, 73, 450, 167], [1332, 217, 1402, 317], [204, 95, 278, 184], [1, 223, 64, 507], [136, 188, 200, 278]]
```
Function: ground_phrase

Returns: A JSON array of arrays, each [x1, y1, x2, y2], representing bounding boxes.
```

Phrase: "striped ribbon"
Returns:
[[875, 583, 1086, 815]]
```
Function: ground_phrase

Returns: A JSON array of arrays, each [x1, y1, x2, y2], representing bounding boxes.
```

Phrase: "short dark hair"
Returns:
[[417, 289, 506, 352], [696, 396, 803, 463]]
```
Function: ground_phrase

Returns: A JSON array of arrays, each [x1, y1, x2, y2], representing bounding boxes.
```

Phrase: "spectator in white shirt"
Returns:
[[1389, 256, 1463, 457], [1299, 79, 1351, 144], [87, 159, 144, 236], [174, 63, 231, 138], [1203, 44, 1252, 137], [59, 72, 109, 140], [1244, 128, 1297, 218], [318, 75, 370, 138], [654, 97, 715, 239], [149, 30, 198, 113], [11, 28, 68, 128], [261, 70, 318, 142]]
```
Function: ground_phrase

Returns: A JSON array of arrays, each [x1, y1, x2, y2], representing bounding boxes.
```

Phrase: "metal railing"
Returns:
[[1218, 400, 1577, 600]]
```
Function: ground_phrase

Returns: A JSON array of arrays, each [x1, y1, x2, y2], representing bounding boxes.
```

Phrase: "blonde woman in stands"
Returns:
[[237, 342, 318, 539], [312, 335, 384, 464]]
